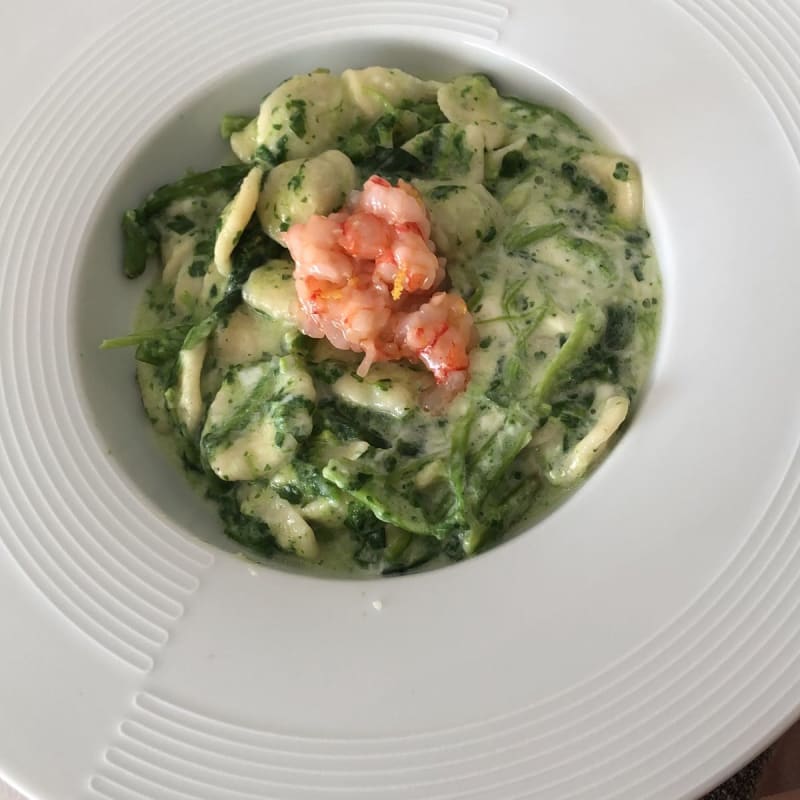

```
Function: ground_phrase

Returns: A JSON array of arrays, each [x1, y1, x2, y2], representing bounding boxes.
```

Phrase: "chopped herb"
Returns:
[[288, 174, 304, 194], [255, 135, 289, 166], [287, 98, 307, 139], [499, 150, 529, 178], [121, 210, 150, 279], [188, 260, 207, 278], [504, 222, 565, 251], [604, 303, 636, 350], [561, 161, 609, 208]]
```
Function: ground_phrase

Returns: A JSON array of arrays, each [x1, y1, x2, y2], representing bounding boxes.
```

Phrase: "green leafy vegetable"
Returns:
[[140, 165, 250, 218], [354, 147, 425, 181], [208, 480, 278, 555], [502, 95, 583, 133], [499, 150, 529, 178], [254, 135, 289, 167], [101, 324, 191, 366], [532, 306, 605, 412], [504, 222, 566, 251], [220, 115, 252, 139], [613, 161, 630, 181], [121, 210, 151, 279], [604, 303, 636, 350], [286, 99, 307, 139], [561, 161, 609, 207]]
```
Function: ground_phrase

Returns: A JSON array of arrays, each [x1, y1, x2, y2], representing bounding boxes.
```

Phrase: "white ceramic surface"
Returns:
[[2, 2, 800, 799]]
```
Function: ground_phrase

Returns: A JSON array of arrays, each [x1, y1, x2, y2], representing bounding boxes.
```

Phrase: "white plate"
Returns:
[[2, 1, 800, 798]]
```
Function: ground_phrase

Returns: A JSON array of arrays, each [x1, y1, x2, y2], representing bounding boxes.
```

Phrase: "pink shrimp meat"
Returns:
[[284, 175, 474, 393]]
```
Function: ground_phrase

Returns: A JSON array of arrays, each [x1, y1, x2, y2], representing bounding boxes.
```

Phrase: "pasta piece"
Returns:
[[578, 153, 643, 227], [172, 254, 207, 316], [242, 259, 301, 324], [341, 66, 440, 119], [157, 192, 235, 312], [201, 356, 315, 482], [256, 150, 357, 242], [167, 341, 208, 437], [238, 483, 320, 560], [212, 306, 294, 369], [414, 181, 502, 262], [306, 432, 370, 464], [437, 75, 510, 149], [547, 393, 630, 485], [200, 262, 228, 309], [161, 235, 196, 285], [332, 372, 416, 418], [402, 122, 485, 183], [256, 70, 354, 162], [214, 166, 263, 277], [230, 118, 257, 162]]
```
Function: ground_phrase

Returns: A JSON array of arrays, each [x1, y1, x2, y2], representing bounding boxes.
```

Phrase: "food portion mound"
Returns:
[[286, 175, 474, 394], [105, 66, 661, 574]]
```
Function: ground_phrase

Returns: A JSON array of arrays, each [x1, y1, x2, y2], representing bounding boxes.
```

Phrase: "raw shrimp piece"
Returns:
[[338, 212, 392, 260], [284, 214, 351, 284], [396, 292, 473, 390], [356, 176, 432, 239], [347, 180, 443, 300], [285, 174, 474, 394], [294, 269, 394, 362], [388, 223, 444, 295], [337, 274, 395, 356]]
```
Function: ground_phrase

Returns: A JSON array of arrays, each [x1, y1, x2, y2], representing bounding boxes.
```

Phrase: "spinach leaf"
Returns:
[[227, 217, 283, 292], [449, 400, 534, 553], [207, 480, 278, 556], [504, 222, 565, 252], [121, 210, 152, 279], [140, 164, 250, 218], [356, 147, 426, 181], [120, 164, 251, 281], [100, 324, 191, 366], [220, 114, 251, 139], [345, 502, 386, 566]]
